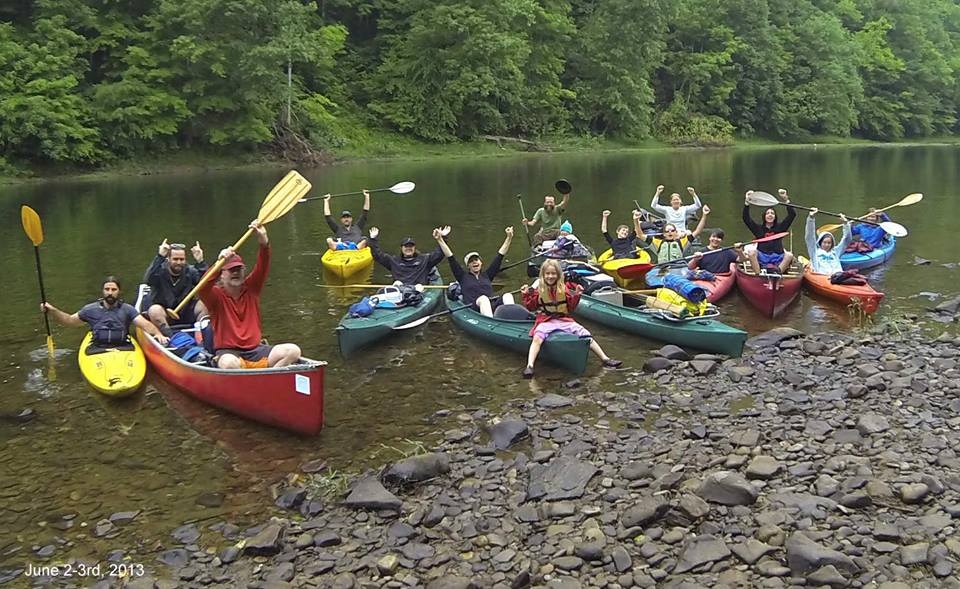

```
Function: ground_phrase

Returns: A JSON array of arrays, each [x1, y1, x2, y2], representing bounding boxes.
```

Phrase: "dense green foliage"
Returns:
[[2, 0, 959, 170]]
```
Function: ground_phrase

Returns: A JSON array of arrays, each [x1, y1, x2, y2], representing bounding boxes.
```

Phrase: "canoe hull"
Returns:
[[802, 264, 884, 314], [321, 248, 374, 280], [839, 238, 895, 271], [136, 329, 326, 435], [446, 298, 591, 374], [337, 277, 444, 357], [574, 291, 747, 357], [78, 333, 147, 397], [735, 263, 803, 318]]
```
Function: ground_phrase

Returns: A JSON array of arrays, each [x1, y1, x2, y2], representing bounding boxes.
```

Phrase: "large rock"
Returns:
[[243, 524, 284, 556], [746, 327, 804, 349], [674, 534, 731, 573], [620, 496, 669, 528], [342, 476, 402, 511], [489, 419, 529, 450], [381, 453, 450, 486], [697, 472, 758, 506], [785, 532, 858, 575], [527, 456, 598, 501]]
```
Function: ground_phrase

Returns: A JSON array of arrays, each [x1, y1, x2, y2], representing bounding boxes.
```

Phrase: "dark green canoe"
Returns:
[[574, 289, 747, 357], [337, 276, 443, 357], [445, 297, 591, 375]]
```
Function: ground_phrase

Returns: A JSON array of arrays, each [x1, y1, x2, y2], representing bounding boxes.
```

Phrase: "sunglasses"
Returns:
[[169, 243, 186, 249]]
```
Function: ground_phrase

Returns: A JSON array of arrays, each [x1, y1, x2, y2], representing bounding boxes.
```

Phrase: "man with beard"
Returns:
[[522, 191, 571, 245], [199, 221, 302, 369], [42, 277, 169, 346], [143, 239, 209, 335], [323, 189, 371, 250]]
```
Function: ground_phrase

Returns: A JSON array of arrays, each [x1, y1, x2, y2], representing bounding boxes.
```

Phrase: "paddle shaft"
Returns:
[[395, 289, 523, 330], [32, 246, 53, 339], [320, 283, 455, 289], [500, 247, 561, 272], [517, 195, 532, 247], [302, 185, 403, 202], [764, 200, 887, 228], [820, 193, 922, 232], [649, 231, 789, 270], [173, 228, 255, 315]]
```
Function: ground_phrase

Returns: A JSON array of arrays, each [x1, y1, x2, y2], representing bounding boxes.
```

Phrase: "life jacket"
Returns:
[[653, 237, 686, 263], [536, 288, 569, 317], [89, 302, 132, 345]]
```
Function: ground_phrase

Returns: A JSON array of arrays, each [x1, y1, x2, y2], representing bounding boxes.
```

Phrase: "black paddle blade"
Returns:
[[555, 179, 572, 195]]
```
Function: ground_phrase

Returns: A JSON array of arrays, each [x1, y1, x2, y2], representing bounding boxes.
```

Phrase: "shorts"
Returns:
[[215, 344, 273, 369], [757, 251, 784, 268], [531, 319, 591, 341], [335, 241, 359, 251]]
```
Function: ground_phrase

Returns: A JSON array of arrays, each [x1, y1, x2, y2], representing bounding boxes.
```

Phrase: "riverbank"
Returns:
[[15, 316, 960, 589]]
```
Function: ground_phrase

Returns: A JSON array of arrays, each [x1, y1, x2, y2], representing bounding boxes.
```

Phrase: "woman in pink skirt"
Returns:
[[520, 259, 622, 378]]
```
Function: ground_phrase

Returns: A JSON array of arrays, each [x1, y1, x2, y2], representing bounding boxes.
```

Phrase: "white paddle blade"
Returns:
[[393, 314, 435, 330], [389, 181, 416, 195], [880, 221, 908, 237], [746, 191, 778, 206]]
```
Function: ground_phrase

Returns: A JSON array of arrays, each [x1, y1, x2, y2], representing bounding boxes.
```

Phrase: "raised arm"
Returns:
[[687, 187, 703, 211], [837, 215, 853, 253], [433, 228, 454, 258], [690, 205, 710, 239], [498, 226, 514, 256], [558, 191, 570, 211], [601, 210, 609, 235], [366, 227, 395, 270], [804, 211, 818, 257], [649, 184, 666, 213], [634, 210, 647, 241], [322, 195, 340, 233]]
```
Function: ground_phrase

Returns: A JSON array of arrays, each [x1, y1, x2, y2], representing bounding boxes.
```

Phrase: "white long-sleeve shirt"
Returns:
[[805, 215, 851, 275], [650, 193, 702, 232]]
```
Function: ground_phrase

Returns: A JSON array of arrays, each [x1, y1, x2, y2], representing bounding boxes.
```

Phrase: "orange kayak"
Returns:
[[802, 264, 884, 314]]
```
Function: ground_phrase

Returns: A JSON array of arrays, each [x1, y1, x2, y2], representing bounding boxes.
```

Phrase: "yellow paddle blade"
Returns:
[[21, 205, 44, 246], [818, 223, 842, 233], [257, 170, 312, 224]]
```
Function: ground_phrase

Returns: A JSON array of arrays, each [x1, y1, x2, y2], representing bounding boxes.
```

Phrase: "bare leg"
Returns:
[[526, 336, 544, 369], [502, 292, 515, 305], [217, 353, 242, 369], [477, 296, 494, 317], [779, 251, 794, 273], [746, 250, 761, 275], [326, 237, 337, 251], [193, 300, 209, 322], [268, 343, 301, 367], [589, 339, 610, 361], [147, 304, 170, 331], [356, 239, 368, 249]]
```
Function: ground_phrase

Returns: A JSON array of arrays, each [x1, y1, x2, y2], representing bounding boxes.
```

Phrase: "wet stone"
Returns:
[[275, 487, 306, 510], [243, 523, 284, 556], [746, 456, 782, 480], [785, 532, 858, 575], [674, 534, 731, 574], [157, 549, 190, 568], [527, 456, 598, 501], [536, 394, 574, 409], [697, 471, 758, 506], [343, 476, 402, 511], [382, 453, 451, 486], [489, 420, 529, 450], [806, 564, 849, 588], [899, 483, 930, 504], [900, 543, 929, 566]]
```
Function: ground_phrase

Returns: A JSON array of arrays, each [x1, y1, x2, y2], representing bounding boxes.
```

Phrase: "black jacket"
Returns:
[[369, 238, 444, 285], [742, 204, 796, 254], [143, 255, 208, 308]]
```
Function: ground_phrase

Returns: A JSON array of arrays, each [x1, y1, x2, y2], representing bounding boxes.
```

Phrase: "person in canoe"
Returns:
[[42, 276, 169, 347], [687, 230, 743, 277], [323, 190, 370, 251], [367, 226, 446, 286], [805, 209, 866, 284], [538, 221, 591, 260], [143, 239, 209, 335], [522, 191, 570, 246], [636, 206, 709, 264], [200, 221, 302, 369], [847, 208, 891, 252], [519, 259, 622, 379], [601, 209, 645, 258], [435, 226, 515, 316], [742, 189, 796, 274], [650, 185, 703, 235]]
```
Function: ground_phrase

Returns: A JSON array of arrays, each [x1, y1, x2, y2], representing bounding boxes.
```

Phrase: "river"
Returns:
[[0, 145, 957, 572]]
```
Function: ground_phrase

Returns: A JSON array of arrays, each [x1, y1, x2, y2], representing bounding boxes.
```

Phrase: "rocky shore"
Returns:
[[19, 322, 960, 589]]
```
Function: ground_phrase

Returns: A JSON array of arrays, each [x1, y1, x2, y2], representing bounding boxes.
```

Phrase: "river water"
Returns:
[[1, 146, 958, 572]]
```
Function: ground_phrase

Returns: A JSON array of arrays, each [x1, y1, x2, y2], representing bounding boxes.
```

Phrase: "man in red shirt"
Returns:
[[199, 221, 301, 369]]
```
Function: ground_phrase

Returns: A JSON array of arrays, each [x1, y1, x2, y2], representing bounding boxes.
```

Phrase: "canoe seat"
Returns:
[[494, 304, 535, 321]]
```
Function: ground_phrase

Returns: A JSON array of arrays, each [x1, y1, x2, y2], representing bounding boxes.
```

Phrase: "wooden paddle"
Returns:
[[746, 191, 909, 237], [168, 170, 312, 319], [20, 205, 55, 361], [818, 192, 922, 233], [299, 181, 414, 202], [517, 194, 533, 247], [647, 231, 790, 271], [394, 289, 524, 330]]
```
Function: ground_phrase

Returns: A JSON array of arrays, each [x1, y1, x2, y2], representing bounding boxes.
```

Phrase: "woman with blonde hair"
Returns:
[[519, 259, 622, 378]]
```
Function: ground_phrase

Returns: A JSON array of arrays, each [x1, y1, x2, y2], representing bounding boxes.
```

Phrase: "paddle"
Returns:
[[319, 283, 460, 290], [168, 170, 312, 319], [517, 194, 532, 247], [394, 289, 524, 331], [20, 205, 55, 360], [818, 192, 922, 233], [299, 181, 415, 202], [746, 191, 909, 237], [647, 231, 790, 271], [499, 245, 565, 272]]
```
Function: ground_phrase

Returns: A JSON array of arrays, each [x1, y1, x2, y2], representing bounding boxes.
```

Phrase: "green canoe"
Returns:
[[337, 276, 443, 357], [445, 297, 591, 375], [574, 289, 747, 357]]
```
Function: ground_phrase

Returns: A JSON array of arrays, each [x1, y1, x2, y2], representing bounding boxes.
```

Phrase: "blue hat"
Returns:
[[560, 221, 573, 233]]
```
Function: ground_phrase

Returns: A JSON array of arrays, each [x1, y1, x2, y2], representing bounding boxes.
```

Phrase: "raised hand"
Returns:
[[369, 226, 380, 239], [602, 209, 611, 218], [191, 241, 203, 262], [656, 185, 665, 194], [632, 210, 642, 219], [809, 207, 819, 217], [362, 189, 370, 198], [218, 246, 235, 260], [702, 204, 711, 215], [745, 190, 754, 204], [520, 284, 530, 295], [687, 187, 696, 195], [505, 226, 514, 237], [250, 220, 268, 245], [323, 193, 331, 202], [778, 188, 789, 202], [440, 225, 451, 236], [432, 228, 442, 240], [158, 238, 170, 257]]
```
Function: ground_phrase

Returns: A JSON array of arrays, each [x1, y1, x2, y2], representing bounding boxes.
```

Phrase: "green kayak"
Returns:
[[445, 297, 591, 375], [337, 276, 443, 357], [574, 289, 747, 357]]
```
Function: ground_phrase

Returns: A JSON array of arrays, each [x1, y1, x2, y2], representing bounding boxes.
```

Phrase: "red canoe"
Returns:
[[735, 261, 803, 318], [135, 329, 326, 435], [801, 264, 884, 314], [691, 263, 738, 303]]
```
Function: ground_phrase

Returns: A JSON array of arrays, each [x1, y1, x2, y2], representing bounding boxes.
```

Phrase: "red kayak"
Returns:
[[735, 261, 803, 318], [135, 329, 326, 435], [801, 263, 884, 314], [690, 263, 737, 303]]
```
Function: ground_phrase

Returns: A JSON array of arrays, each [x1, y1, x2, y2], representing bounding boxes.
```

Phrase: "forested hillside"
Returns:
[[2, 0, 959, 171]]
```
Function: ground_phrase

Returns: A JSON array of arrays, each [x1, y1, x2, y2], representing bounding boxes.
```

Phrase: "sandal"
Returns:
[[602, 358, 623, 368], [522, 366, 535, 379]]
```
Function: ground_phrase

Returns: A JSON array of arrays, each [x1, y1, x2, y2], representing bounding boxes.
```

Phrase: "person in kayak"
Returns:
[[687, 230, 743, 275], [323, 190, 370, 251], [848, 208, 891, 251], [805, 209, 866, 285], [519, 259, 622, 379], [742, 189, 796, 274], [601, 209, 644, 259], [200, 221, 302, 369], [42, 277, 169, 347], [143, 239, 209, 335], [650, 185, 703, 234], [636, 206, 709, 264], [522, 191, 571, 246], [368, 226, 446, 286], [435, 226, 515, 316]]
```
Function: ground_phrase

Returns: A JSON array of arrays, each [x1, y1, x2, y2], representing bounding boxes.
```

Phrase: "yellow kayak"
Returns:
[[77, 332, 147, 397], [321, 247, 374, 280], [597, 248, 654, 287]]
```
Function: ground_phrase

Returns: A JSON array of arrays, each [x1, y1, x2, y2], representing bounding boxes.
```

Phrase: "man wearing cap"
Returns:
[[522, 190, 571, 246], [143, 238, 209, 335], [434, 226, 515, 316], [367, 226, 446, 286], [323, 190, 370, 250], [198, 221, 302, 369]]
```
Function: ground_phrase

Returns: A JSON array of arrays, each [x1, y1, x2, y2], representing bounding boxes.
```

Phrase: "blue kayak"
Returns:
[[840, 237, 896, 271]]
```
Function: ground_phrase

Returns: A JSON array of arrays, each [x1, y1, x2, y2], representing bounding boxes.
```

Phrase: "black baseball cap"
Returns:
[[400, 237, 416, 246]]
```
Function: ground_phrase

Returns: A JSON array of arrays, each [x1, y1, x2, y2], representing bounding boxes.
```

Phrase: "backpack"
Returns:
[[168, 331, 212, 364], [348, 296, 377, 317]]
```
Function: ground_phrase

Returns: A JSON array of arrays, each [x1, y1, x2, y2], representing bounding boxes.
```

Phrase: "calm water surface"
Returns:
[[1, 145, 958, 569]]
